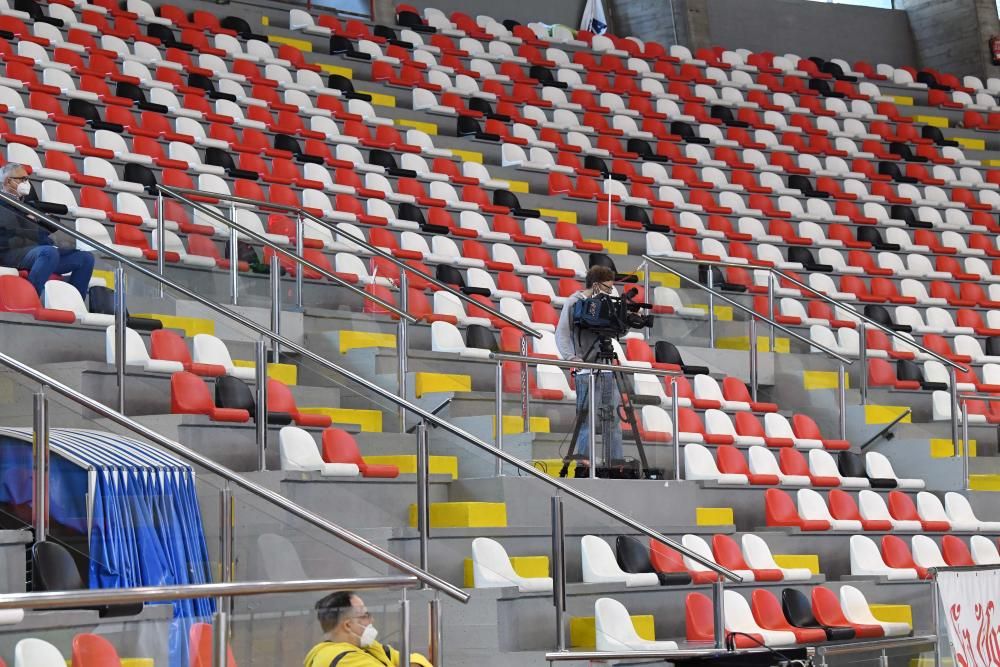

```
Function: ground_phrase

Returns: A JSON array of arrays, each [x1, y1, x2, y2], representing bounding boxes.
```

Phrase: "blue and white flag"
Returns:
[[580, 0, 608, 35]]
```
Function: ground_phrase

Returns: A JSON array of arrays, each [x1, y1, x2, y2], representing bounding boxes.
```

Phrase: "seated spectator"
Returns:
[[304, 591, 432, 667], [0, 163, 94, 297]]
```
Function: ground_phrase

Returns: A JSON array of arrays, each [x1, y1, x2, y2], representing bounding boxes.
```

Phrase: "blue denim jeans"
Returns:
[[9, 245, 95, 298], [574, 371, 623, 462]]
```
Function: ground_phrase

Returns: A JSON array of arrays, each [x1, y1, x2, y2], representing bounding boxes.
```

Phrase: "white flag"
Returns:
[[580, 0, 608, 35]]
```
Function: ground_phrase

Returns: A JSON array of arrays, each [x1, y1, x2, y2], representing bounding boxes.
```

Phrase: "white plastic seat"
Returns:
[[653, 287, 704, 317], [434, 291, 491, 328], [850, 535, 918, 580], [192, 333, 255, 381], [44, 280, 112, 326], [765, 413, 822, 449], [798, 488, 860, 530], [683, 534, 754, 581], [865, 452, 924, 490], [840, 585, 911, 637], [956, 335, 1000, 363], [493, 244, 543, 275], [723, 590, 796, 647], [75, 218, 142, 257], [748, 446, 809, 486], [581, 535, 659, 587], [971, 535, 1000, 565], [695, 375, 749, 411], [932, 390, 987, 423], [15, 638, 64, 667], [706, 410, 762, 446], [154, 230, 217, 269], [945, 492, 1000, 532], [911, 535, 947, 570], [809, 449, 869, 488], [915, 492, 954, 531], [858, 489, 921, 530], [278, 426, 359, 476], [105, 326, 183, 374], [499, 297, 554, 333], [595, 598, 678, 652], [684, 443, 747, 485], [431, 320, 492, 359], [741, 534, 811, 580], [471, 537, 553, 592], [536, 365, 576, 401]]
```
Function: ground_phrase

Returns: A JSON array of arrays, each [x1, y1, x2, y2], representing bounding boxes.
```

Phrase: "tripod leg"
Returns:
[[560, 400, 589, 478], [613, 368, 651, 477]]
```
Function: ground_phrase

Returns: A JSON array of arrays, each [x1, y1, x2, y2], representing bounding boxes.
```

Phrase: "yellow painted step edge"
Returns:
[[132, 314, 214, 337], [930, 438, 977, 458], [364, 455, 458, 480], [298, 407, 383, 432], [696, 507, 734, 526], [570, 615, 655, 649], [408, 502, 507, 528], [969, 474, 1000, 491], [464, 555, 549, 587], [803, 370, 847, 391], [870, 604, 912, 627], [492, 415, 550, 436], [340, 331, 397, 354], [232, 360, 297, 385], [773, 554, 820, 575], [864, 405, 912, 425], [414, 372, 472, 398]]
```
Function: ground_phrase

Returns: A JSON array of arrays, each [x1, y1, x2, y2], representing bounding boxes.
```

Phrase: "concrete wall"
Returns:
[[896, 0, 985, 75], [371, 0, 586, 29], [703, 0, 917, 66]]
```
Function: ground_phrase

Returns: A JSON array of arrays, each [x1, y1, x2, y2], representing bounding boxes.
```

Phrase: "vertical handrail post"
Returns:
[[961, 399, 970, 491], [949, 367, 960, 451], [858, 322, 869, 405], [520, 335, 530, 423], [217, 483, 234, 626], [428, 595, 442, 667], [494, 361, 504, 477], [399, 590, 410, 665], [551, 495, 567, 652], [155, 190, 165, 297], [212, 608, 229, 667], [294, 212, 304, 308], [767, 271, 776, 352], [712, 579, 726, 649], [588, 371, 597, 479], [416, 422, 430, 576], [114, 265, 127, 413], [931, 572, 941, 667], [838, 362, 848, 440], [671, 378, 680, 480], [397, 272, 409, 432], [706, 267, 716, 347], [32, 388, 48, 542], [270, 252, 281, 362], [255, 339, 267, 472], [749, 317, 759, 402], [642, 262, 652, 340], [228, 205, 239, 305], [606, 183, 613, 243]]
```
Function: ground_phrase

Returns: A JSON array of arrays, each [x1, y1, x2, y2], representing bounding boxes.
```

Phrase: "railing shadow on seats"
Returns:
[[0, 192, 741, 655]]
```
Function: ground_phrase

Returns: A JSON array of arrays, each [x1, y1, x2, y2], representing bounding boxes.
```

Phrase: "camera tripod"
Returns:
[[558, 337, 653, 479]]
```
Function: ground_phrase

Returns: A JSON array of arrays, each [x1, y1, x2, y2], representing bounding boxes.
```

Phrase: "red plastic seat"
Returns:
[[888, 491, 949, 531], [829, 489, 891, 530], [190, 622, 238, 667], [751, 589, 827, 644], [941, 535, 974, 567], [72, 633, 127, 667], [678, 407, 732, 445], [267, 378, 331, 428], [882, 535, 928, 579], [149, 330, 225, 376], [649, 540, 716, 583], [722, 377, 777, 412], [780, 447, 838, 487], [867, 358, 920, 391], [712, 534, 782, 580], [717, 446, 777, 485], [792, 414, 849, 450], [170, 372, 249, 422], [812, 586, 883, 638], [735, 412, 792, 447], [686, 592, 762, 647], [0, 276, 75, 323], [765, 488, 829, 531], [321, 428, 399, 478]]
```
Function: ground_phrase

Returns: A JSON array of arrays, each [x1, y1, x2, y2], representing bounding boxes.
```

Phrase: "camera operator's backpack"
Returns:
[[572, 293, 615, 330]]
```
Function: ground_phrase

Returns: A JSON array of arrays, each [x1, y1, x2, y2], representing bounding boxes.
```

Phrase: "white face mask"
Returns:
[[15, 182, 29, 197], [358, 623, 378, 648]]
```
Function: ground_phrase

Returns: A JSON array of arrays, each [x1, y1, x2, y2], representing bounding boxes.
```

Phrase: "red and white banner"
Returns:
[[938, 569, 1000, 667]]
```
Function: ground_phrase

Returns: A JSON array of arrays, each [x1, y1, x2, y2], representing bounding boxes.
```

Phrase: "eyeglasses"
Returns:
[[6, 176, 26, 184], [352, 611, 373, 622]]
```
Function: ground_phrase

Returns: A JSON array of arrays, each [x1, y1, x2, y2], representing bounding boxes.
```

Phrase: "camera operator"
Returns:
[[555, 265, 623, 466]]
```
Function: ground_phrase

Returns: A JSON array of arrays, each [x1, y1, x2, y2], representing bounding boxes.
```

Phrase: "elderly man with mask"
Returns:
[[304, 591, 432, 667], [0, 163, 94, 297]]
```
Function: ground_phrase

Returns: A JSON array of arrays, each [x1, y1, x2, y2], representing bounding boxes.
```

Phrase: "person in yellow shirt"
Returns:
[[303, 591, 433, 667]]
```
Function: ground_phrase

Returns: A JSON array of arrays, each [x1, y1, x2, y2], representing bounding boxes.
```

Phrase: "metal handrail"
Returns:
[[0, 576, 418, 609], [157, 185, 543, 339], [491, 353, 681, 377], [814, 635, 938, 657], [0, 348, 467, 602], [157, 187, 412, 321], [545, 646, 795, 661], [643, 253, 967, 372], [643, 256, 853, 364]]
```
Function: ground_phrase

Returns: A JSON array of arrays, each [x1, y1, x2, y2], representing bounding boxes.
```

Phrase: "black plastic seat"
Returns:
[[889, 142, 927, 163], [33, 542, 143, 618], [397, 203, 427, 226], [369, 149, 415, 178], [699, 265, 745, 293], [788, 175, 828, 198], [530, 65, 565, 89], [147, 23, 190, 50], [205, 147, 259, 181], [921, 125, 959, 147], [329, 35, 370, 60], [710, 105, 748, 127], [670, 121, 709, 145], [588, 253, 617, 273], [502, 19, 520, 30], [397, 10, 434, 33], [788, 246, 832, 272], [88, 286, 162, 331], [863, 305, 908, 333], [327, 74, 372, 101], [123, 163, 158, 194], [214, 376, 274, 424], [221, 16, 266, 41], [878, 161, 918, 184], [457, 116, 501, 142], [839, 451, 895, 489], [584, 155, 611, 178], [626, 138, 669, 162], [917, 71, 948, 90], [274, 134, 324, 164], [466, 324, 498, 353], [856, 226, 900, 252], [987, 336, 1000, 357], [616, 536, 691, 586], [781, 588, 855, 641], [821, 60, 856, 82], [654, 341, 709, 376], [188, 73, 236, 102], [436, 265, 466, 289], [493, 190, 540, 218], [67, 99, 124, 133], [890, 205, 933, 229], [808, 78, 843, 98]]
